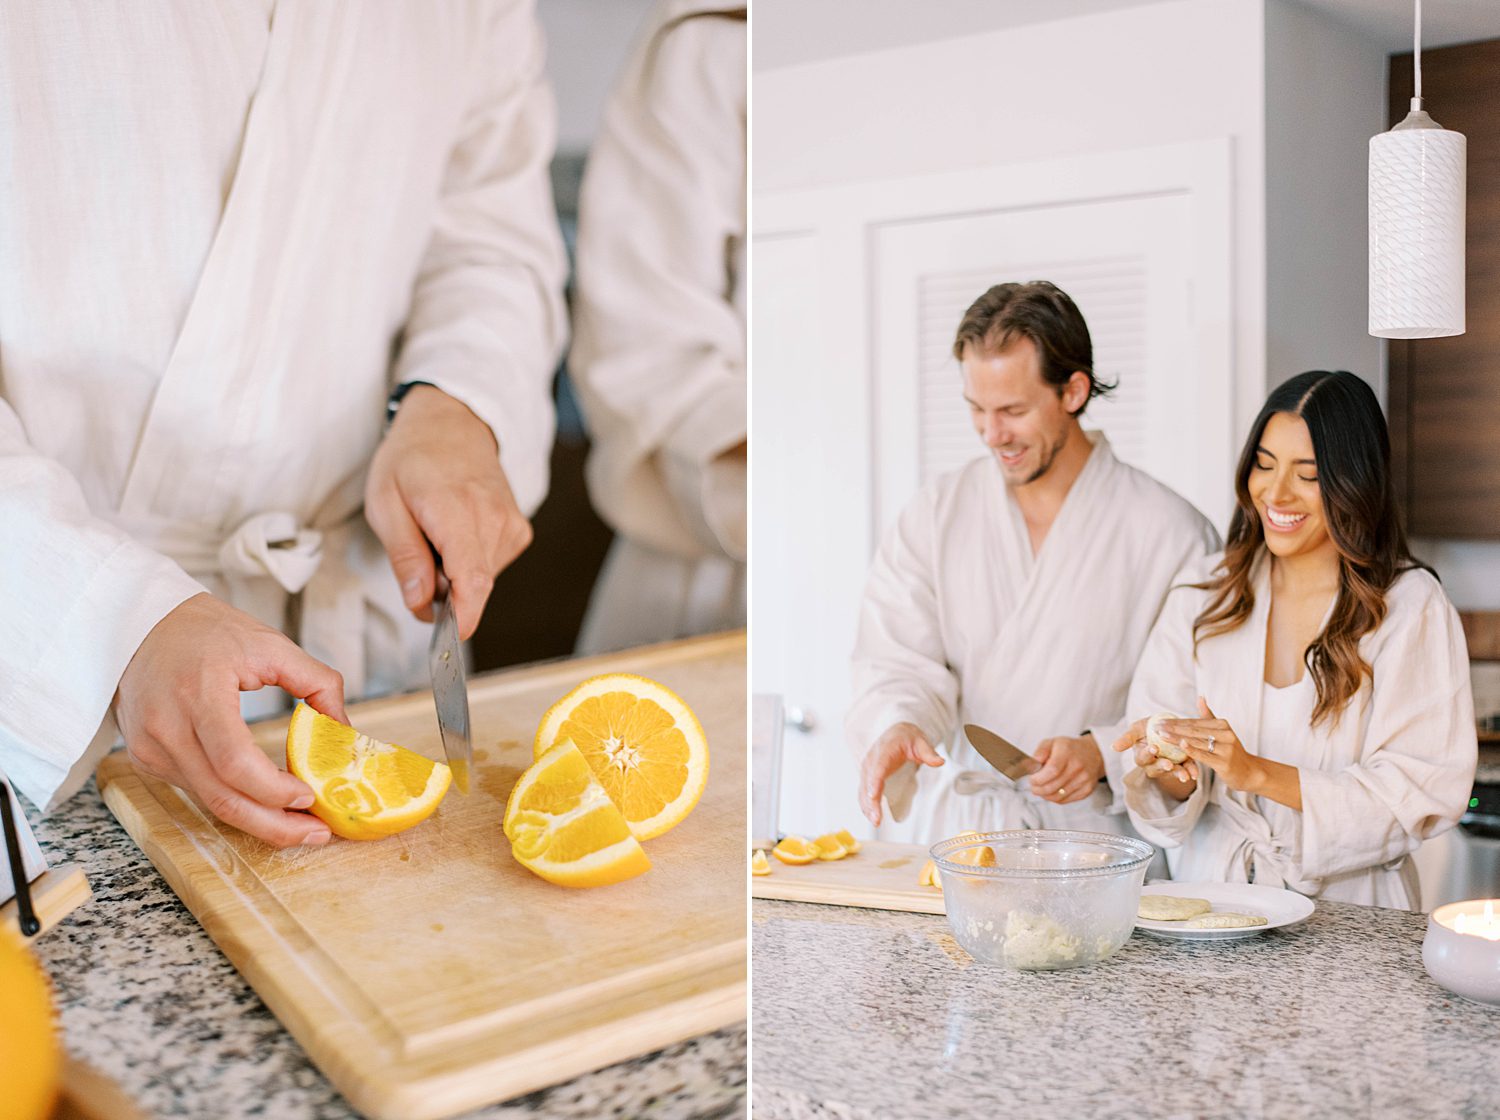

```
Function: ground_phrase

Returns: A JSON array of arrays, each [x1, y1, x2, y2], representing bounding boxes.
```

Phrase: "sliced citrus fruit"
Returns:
[[534, 673, 708, 841], [286, 704, 451, 841], [772, 836, 817, 864], [948, 830, 998, 868], [812, 833, 849, 860], [751, 850, 772, 877], [504, 740, 651, 888], [834, 828, 861, 854], [0, 927, 60, 1120], [918, 859, 942, 890]]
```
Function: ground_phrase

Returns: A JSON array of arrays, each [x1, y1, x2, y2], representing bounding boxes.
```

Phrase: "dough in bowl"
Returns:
[[1138, 895, 1212, 921], [1146, 713, 1189, 764], [1185, 912, 1268, 929]]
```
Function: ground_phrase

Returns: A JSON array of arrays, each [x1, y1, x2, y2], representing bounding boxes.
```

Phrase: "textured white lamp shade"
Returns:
[[1369, 109, 1467, 338]]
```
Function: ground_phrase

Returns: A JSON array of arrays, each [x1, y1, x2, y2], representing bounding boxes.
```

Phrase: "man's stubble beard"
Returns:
[[1006, 425, 1069, 488]]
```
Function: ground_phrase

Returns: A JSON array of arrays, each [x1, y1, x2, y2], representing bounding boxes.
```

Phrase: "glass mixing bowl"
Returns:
[[931, 830, 1154, 970]]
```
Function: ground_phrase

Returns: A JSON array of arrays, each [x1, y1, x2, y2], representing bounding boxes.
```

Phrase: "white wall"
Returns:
[[1264, 0, 1387, 399], [1262, 2, 1500, 612], [753, 0, 1269, 489]]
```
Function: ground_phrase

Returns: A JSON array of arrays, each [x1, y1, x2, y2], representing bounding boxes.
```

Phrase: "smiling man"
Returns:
[[848, 280, 1219, 840]]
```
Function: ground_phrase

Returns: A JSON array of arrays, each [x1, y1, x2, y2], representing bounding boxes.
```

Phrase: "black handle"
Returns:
[[0, 778, 40, 937]]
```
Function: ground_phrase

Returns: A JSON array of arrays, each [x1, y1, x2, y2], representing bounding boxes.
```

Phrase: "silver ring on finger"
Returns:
[[1207, 734, 1216, 754]]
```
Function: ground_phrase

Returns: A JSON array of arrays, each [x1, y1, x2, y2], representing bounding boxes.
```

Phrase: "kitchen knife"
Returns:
[[962, 724, 1041, 783], [428, 575, 473, 794]]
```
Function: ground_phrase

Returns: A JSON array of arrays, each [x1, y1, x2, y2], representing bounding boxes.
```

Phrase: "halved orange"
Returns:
[[812, 833, 849, 861], [948, 830, 998, 868], [504, 741, 651, 888], [751, 850, 772, 877], [286, 704, 451, 841], [534, 674, 708, 841], [918, 859, 942, 890], [772, 836, 817, 864]]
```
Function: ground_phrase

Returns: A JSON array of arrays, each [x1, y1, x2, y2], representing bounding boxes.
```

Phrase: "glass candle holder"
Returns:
[[1422, 900, 1500, 1006]]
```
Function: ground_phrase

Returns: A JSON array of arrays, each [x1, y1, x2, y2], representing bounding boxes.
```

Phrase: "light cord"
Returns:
[[1414, 0, 1423, 105]]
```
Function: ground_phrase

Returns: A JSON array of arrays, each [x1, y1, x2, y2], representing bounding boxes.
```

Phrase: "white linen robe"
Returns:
[[0, 2, 568, 811], [569, 1, 747, 654], [1122, 554, 1478, 909], [847, 433, 1220, 843]]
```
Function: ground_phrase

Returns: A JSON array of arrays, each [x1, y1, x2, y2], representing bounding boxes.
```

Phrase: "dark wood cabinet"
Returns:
[[1387, 39, 1500, 539]]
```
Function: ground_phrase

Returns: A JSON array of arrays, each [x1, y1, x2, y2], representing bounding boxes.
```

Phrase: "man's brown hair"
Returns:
[[951, 281, 1115, 415]]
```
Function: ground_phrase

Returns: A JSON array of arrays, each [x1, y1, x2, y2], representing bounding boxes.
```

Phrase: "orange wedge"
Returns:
[[772, 836, 817, 864], [751, 850, 772, 877], [949, 830, 998, 868], [833, 828, 861, 854], [0, 927, 60, 1120], [286, 704, 451, 841], [918, 859, 942, 890], [813, 833, 849, 860], [535, 674, 708, 841], [504, 741, 651, 888]]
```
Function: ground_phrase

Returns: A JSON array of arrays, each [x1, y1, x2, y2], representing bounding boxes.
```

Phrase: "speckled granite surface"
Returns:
[[27, 777, 746, 1120], [751, 898, 1500, 1120]]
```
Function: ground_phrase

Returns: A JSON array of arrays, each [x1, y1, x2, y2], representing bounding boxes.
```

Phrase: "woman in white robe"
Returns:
[[569, 2, 747, 654], [1116, 371, 1477, 909], [0, 3, 567, 814]]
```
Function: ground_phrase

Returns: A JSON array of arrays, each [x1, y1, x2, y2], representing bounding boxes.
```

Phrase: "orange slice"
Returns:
[[949, 830, 998, 868], [772, 836, 817, 864], [751, 850, 772, 877], [813, 833, 849, 860], [503, 741, 651, 888], [918, 859, 942, 890], [0, 927, 60, 1120], [833, 828, 861, 854], [286, 704, 451, 841], [535, 674, 708, 841]]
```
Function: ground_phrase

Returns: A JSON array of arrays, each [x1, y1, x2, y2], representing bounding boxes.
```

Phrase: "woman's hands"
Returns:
[[1153, 697, 1262, 791], [1115, 697, 1303, 810], [1113, 716, 1198, 801]]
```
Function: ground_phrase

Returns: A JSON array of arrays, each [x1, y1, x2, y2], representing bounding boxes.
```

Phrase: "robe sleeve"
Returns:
[[1297, 575, 1477, 881], [0, 404, 205, 811], [1120, 573, 1214, 847], [846, 493, 959, 821], [569, 7, 746, 562], [1089, 510, 1222, 812], [391, 4, 569, 517]]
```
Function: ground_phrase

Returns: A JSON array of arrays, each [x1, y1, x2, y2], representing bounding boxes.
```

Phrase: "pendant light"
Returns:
[[1369, 0, 1467, 339]]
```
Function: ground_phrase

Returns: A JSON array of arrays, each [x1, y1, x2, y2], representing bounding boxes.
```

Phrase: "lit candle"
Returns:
[[1423, 900, 1500, 1006], [1447, 900, 1500, 942]]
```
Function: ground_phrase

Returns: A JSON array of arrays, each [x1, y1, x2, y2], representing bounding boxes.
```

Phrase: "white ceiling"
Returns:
[[753, 0, 1500, 72]]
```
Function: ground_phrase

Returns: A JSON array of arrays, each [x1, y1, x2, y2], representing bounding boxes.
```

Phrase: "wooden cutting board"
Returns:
[[750, 840, 945, 915], [97, 632, 746, 1120]]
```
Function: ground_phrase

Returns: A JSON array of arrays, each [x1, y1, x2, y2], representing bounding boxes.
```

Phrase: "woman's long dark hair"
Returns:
[[1193, 370, 1431, 726]]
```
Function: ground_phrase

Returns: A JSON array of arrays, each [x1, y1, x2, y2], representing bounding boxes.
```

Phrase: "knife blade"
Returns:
[[428, 576, 473, 794], [962, 724, 1041, 783]]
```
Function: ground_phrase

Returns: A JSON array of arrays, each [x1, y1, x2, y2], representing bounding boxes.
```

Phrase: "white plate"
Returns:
[[1134, 881, 1315, 940]]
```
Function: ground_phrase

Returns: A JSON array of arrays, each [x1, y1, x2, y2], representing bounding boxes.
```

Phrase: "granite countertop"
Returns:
[[27, 777, 745, 1120], [752, 897, 1500, 1120]]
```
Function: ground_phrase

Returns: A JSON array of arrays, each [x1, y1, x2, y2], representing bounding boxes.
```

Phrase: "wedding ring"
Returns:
[[1207, 735, 1216, 754], [1058, 787, 1068, 799]]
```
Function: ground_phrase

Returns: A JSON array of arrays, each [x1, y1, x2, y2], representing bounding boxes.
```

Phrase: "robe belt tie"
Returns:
[[115, 511, 325, 593], [952, 768, 1048, 830], [1216, 794, 1307, 891], [111, 510, 371, 706]]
